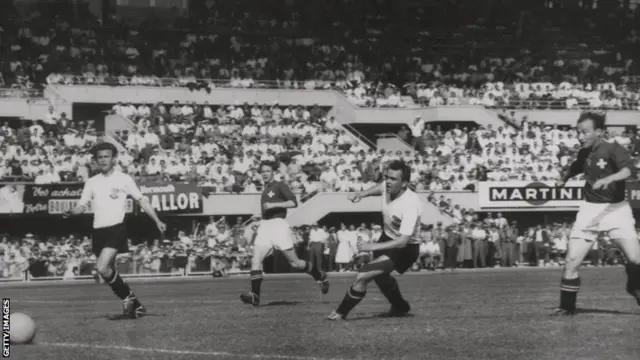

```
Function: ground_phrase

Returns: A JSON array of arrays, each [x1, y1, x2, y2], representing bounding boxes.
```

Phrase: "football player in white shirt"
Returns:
[[328, 160, 422, 320], [66, 143, 166, 319]]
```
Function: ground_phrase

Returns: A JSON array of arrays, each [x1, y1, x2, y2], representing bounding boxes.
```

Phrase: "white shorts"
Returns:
[[254, 218, 295, 252], [570, 201, 636, 241]]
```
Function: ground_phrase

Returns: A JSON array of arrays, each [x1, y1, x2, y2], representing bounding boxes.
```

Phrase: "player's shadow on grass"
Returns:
[[263, 300, 303, 307], [575, 308, 637, 316], [86, 313, 167, 321], [347, 312, 416, 321], [544, 307, 637, 316]]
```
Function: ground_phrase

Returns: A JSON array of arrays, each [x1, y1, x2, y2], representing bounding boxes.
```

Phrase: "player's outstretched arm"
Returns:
[[608, 142, 636, 182], [138, 197, 164, 224], [124, 175, 166, 233], [348, 182, 383, 202]]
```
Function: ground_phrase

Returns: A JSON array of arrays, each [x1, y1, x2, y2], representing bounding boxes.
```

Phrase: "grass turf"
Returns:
[[3, 267, 640, 360]]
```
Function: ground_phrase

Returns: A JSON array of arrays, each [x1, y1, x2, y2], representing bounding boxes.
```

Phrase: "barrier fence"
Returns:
[[0, 255, 250, 283]]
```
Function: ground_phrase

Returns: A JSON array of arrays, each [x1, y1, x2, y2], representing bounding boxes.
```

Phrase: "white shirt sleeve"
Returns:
[[399, 196, 421, 236], [77, 179, 93, 208], [123, 174, 144, 201]]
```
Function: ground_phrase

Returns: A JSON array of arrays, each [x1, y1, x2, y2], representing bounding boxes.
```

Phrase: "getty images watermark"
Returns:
[[2, 298, 9, 358]]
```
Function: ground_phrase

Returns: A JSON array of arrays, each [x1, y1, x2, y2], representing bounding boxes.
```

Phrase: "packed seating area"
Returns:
[[4, 101, 640, 199], [1, 214, 627, 279]]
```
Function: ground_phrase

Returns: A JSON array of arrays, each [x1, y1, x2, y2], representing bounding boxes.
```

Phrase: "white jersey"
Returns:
[[78, 170, 143, 229], [381, 185, 422, 244]]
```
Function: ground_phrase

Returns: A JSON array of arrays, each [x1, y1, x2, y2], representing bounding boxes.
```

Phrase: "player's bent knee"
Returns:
[[564, 255, 582, 268], [290, 259, 306, 270], [354, 271, 375, 284], [95, 261, 113, 277], [359, 258, 395, 275]]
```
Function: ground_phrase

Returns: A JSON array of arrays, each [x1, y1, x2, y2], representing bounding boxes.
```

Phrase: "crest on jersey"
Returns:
[[109, 188, 122, 199], [390, 216, 402, 230]]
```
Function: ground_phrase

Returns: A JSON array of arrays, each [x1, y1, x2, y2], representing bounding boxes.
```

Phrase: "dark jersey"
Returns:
[[567, 140, 636, 203], [261, 181, 297, 220]]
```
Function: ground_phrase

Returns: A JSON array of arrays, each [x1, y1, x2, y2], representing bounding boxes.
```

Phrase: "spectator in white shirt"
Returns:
[[308, 224, 328, 272], [471, 223, 488, 268]]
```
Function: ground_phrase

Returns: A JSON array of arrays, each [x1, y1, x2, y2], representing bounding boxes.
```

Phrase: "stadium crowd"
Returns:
[[0, 214, 627, 280], [5, 106, 640, 197], [2, 1, 640, 192]]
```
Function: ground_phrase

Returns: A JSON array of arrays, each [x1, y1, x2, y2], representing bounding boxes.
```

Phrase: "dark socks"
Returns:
[[559, 277, 580, 311], [374, 275, 408, 309], [250, 270, 263, 297], [625, 264, 640, 292], [105, 270, 132, 300], [336, 286, 366, 317], [303, 261, 325, 281]]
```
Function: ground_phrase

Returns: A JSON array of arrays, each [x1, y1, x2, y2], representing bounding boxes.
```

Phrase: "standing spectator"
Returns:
[[457, 223, 473, 268], [533, 225, 550, 267], [502, 223, 518, 267], [472, 223, 488, 268], [444, 225, 460, 270], [431, 221, 446, 269], [335, 223, 357, 271], [487, 225, 501, 267], [308, 223, 328, 273], [324, 227, 338, 272]]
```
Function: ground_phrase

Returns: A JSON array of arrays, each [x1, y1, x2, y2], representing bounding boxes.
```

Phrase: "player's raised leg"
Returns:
[[273, 218, 329, 293], [280, 247, 329, 294], [94, 243, 145, 319], [608, 226, 640, 305], [240, 242, 272, 306]]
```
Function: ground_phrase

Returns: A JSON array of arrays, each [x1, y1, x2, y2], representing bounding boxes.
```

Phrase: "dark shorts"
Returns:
[[92, 223, 128, 256], [372, 233, 420, 274]]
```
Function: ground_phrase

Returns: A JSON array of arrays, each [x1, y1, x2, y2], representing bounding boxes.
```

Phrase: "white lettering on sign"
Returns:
[[139, 184, 176, 194], [490, 187, 580, 201], [146, 193, 200, 212]]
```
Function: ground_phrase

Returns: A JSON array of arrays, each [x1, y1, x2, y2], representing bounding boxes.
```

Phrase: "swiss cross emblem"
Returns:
[[267, 191, 275, 197], [109, 188, 122, 199], [596, 159, 607, 169]]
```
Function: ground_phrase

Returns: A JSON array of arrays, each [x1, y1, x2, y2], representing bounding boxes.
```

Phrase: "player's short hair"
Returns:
[[577, 111, 606, 130], [386, 160, 411, 182], [91, 142, 118, 157], [259, 161, 277, 170]]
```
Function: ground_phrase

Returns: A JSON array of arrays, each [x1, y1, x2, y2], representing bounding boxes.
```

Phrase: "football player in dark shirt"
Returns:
[[554, 111, 640, 315], [240, 161, 329, 306]]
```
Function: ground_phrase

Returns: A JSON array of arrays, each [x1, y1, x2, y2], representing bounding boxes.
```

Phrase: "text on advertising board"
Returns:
[[22, 184, 134, 214], [139, 183, 201, 214], [489, 182, 583, 206], [477, 181, 586, 209], [625, 181, 640, 208]]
